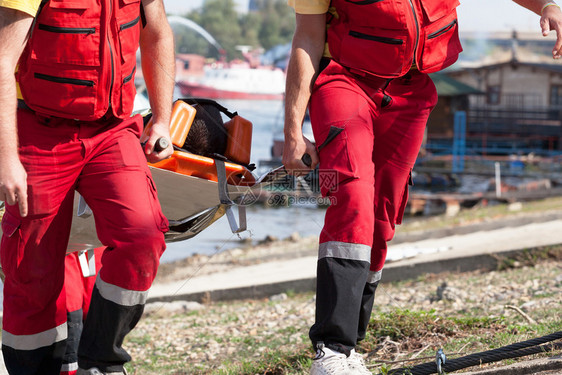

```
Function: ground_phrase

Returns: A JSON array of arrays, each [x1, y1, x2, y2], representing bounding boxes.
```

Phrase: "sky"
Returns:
[[163, 0, 545, 34], [457, 0, 542, 32]]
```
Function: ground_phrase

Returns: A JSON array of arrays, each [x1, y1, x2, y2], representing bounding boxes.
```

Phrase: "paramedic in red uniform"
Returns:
[[0, 0, 175, 372], [283, 0, 562, 374], [61, 248, 104, 375]]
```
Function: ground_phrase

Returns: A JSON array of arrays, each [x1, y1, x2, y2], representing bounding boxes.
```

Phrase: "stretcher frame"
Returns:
[[0, 98, 289, 278]]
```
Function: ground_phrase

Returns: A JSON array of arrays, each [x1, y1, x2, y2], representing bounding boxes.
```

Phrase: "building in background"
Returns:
[[424, 31, 562, 157]]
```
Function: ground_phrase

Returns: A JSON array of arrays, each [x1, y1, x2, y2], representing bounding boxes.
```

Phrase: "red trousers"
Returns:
[[308, 60, 437, 352], [310, 61, 437, 271], [61, 248, 104, 375], [0, 110, 168, 374]]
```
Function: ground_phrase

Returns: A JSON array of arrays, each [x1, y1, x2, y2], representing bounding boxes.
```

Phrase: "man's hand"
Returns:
[[282, 13, 325, 177], [0, 157, 28, 217], [0, 8, 34, 217], [139, 0, 175, 164], [540, 3, 562, 58], [141, 121, 173, 163], [282, 135, 319, 176], [512, 0, 562, 58]]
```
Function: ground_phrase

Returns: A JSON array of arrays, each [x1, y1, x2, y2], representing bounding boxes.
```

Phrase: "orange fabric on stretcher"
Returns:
[[224, 115, 252, 166], [143, 100, 197, 147], [151, 151, 255, 186]]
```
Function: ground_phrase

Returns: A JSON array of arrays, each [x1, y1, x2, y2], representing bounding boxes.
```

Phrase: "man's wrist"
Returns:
[[283, 131, 304, 143], [542, 1, 560, 14]]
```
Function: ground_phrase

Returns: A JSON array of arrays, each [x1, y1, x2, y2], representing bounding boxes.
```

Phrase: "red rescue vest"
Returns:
[[17, 0, 141, 121], [327, 0, 463, 78]]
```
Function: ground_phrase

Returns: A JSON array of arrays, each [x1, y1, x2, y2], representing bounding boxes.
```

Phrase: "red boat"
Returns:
[[176, 64, 286, 101]]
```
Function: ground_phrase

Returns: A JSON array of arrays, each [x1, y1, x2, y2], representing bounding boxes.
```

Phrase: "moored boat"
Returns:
[[176, 64, 286, 101]]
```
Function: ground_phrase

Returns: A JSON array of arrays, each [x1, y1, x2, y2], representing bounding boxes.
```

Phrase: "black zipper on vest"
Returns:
[[123, 66, 135, 84], [428, 19, 457, 39], [120, 16, 140, 31], [349, 30, 403, 44], [107, 0, 115, 110], [38, 24, 96, 35], [35, 73, 94, 87], [407, 0, 420, 66]]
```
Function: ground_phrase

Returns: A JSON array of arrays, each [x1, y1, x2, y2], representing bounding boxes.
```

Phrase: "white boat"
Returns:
[[165, 16, 287, 101], [177, 63, 286, 101]]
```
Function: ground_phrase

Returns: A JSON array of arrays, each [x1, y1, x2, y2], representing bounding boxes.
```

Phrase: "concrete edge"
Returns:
[[394, 211, 562, 244], [148, 278, 317, 304], [147, 244, 560, 304], [382, 247, 536, 283]]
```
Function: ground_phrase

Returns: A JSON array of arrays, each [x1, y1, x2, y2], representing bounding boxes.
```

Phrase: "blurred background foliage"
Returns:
[[175, 0, 296, 61]]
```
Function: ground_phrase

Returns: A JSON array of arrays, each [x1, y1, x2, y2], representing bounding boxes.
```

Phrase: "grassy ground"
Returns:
[[124, 242, 562, 374], [3, 198, 562, 374]]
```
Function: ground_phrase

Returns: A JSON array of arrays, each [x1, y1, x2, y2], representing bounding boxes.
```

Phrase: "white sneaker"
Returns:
[[347, 349, 371, 374], [310, 346, 353, 375]]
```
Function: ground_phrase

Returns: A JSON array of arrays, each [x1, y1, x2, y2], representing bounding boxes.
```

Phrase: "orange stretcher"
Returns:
[[144, 99, 255, 186], [151, 152, 255, 186]]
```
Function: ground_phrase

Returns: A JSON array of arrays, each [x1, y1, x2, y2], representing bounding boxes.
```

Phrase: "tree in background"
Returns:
[[173, 25, 220, 59], [239, 11, 261, 51], [187, 0, 243, 60], [183, 0, 295, 61], [254, 0, 295, 50]]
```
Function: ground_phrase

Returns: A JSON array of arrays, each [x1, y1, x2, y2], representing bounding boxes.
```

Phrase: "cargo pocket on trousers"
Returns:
[[317, 127, 358, 197], [1, 209, 23, 273], [118, 136, 145, 169], [395, 170, 412, 225], [145, 172, 169, 233]]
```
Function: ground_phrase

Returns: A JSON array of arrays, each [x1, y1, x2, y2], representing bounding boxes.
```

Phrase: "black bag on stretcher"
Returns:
[[64, 98, 275, 278]]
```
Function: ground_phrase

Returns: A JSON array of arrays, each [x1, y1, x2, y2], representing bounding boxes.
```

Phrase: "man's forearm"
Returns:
[[513, 0, 562, 58], [0, 9, 33, 161], [513, 0, 556, 15], [140, 31, 175, 126], [0, 70, 19, 161], [284, 14, 326, 141], [284, 49, 317, 141], [139, 0, 175, 126], [0, 8, 33, 215]]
